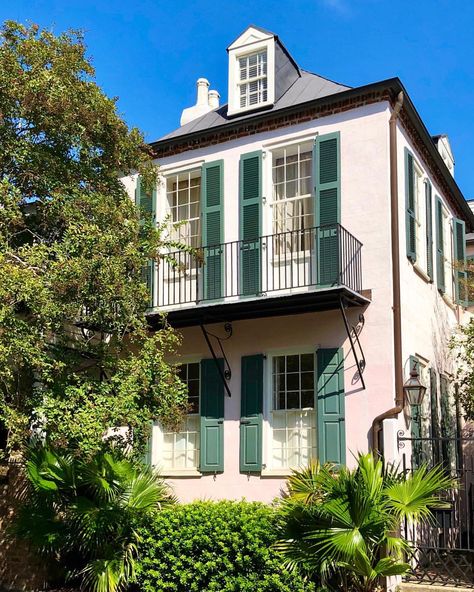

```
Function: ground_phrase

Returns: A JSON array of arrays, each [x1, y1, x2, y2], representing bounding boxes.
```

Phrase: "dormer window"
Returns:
[[227, 26, 278, 116], [238, 50, 267, 108]]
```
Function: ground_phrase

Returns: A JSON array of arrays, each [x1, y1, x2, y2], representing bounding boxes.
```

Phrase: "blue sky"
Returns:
[[3, 0, 474, 196]]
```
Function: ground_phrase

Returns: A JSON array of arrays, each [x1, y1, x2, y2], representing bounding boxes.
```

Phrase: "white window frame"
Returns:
[[151, 357, 202, 477], [227, 39, 275, 116], [262, 346, 317, 476], [270, 142, 314, 255], [165, 168, 202, 249]]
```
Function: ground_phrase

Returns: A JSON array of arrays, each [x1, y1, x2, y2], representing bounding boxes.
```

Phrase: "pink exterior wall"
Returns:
[[121, 100, 470, 502]]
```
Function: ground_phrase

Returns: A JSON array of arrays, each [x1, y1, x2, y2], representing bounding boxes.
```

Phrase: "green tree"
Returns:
[[14, 444, 175, 592], [276, 454, 453, 592], [0, 20, 187, 457]]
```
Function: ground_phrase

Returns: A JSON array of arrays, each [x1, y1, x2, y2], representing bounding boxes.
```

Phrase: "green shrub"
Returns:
[[135, 500, 315, 592]]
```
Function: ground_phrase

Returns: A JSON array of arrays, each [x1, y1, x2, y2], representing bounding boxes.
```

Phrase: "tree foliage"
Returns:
[[276, 454, 454, 592], [451, 262, 474, 420], [0, 20, 187, 457]]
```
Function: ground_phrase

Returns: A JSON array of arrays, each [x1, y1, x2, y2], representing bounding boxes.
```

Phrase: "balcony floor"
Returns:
[[148, 286, 371, 329]]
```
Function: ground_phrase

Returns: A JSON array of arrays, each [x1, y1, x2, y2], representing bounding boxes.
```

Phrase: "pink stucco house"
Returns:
[[122, 25, 473, 503]]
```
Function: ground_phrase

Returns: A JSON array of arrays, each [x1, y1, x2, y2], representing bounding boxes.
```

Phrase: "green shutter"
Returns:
[[405, 149, 416, 262], [436, 197, 445, 293], [202, 161, 224, 301], [316, 348, 345, 465], [314, 133, 341, 286], [136, 176, 156, 306], [429, 368, 441, 465], [135, 175, 156, 219], [439, 375, 454, 469], [200, 358, 224, 473], [141, 259, 154, 307], [426, 181, 434, 281], [240, 354, 264, 472], [142, 421, 153, 466], [409, 356, 422, 468], [453, 217, 467, 305], [239, 151, 262, 296]]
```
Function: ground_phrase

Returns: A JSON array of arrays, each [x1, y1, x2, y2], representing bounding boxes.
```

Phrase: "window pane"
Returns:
[[287, 391, 300, 410], [287, 355, 299, 373], [286, 373, 299, 392], [301, 354, 314, 371], [301, 372, 314, 390]]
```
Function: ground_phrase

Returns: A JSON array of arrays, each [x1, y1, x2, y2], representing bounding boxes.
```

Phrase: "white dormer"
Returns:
[[227, 26, 276, 117], [433, 134, 455, 177]]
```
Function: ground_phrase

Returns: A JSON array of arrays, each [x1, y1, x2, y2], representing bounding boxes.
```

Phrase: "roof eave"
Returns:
[[150, 77, 474, 230]]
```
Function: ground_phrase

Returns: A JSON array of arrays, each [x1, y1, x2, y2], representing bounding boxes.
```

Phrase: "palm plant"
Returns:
[[276, 453, 454, 592], [14, 445, 174, 592]]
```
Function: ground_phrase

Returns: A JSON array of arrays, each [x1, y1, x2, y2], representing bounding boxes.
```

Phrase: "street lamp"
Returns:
[[403, 364, 427, 407]]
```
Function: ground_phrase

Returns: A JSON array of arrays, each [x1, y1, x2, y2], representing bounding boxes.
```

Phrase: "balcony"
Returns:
[[149, 224, 369, 328]]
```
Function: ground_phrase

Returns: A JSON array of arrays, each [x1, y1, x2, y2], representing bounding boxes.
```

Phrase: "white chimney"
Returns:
[[180, 78, 213, 126], [208, 90, 220, 110]]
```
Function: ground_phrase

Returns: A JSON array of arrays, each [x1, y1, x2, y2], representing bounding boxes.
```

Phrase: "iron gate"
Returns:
[[398, 430, 474, 587]]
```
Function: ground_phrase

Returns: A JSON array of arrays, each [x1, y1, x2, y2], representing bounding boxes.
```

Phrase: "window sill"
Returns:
[[261, 468, 292, 477], [159, 469, 202, 478], [441, 293, 457, 311], [411, 261, 432, 284]]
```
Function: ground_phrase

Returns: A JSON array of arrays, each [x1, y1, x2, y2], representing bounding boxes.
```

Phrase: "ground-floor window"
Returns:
[[160, 362, 200, 471], [270, 352, 316, 470]]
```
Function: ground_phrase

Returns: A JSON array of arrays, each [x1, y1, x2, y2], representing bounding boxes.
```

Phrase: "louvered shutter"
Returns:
[[136, 176, 156, 307], [142, 421, 153, 466], [200, 358, 224, 473], [425, 181, 434, 281], [439, 375, 454, 469], [409, 356, 422, 468], [405, 150, 416, 262], [135, 175, 156, 218], [453, 218, 467, 305], [240, 354, 264, 472], [239, 151, 262, 296], [202, 161, 224, 301], [436, 197, 445, 293], [314, 133, 340, 286], [141, 260, 154, 307], [316, 348, 345, 465], [429, 368, 441, 465]]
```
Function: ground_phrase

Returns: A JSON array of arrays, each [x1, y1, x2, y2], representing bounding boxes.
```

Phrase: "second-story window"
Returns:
[[166, 170, 201, 248], [272, 143, 313, 251], [239, 50, 267, 108]]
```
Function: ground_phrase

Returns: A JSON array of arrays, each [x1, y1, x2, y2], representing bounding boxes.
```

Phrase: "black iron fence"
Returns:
[[157, 223, 362, 308], [398, 430, 474, 588]]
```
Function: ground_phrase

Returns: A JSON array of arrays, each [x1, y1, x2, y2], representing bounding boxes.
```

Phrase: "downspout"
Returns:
[[371, 91, 405, 453]]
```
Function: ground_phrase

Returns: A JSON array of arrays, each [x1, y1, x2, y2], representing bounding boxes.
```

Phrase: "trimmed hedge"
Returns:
[[135, 500, 315, 592]]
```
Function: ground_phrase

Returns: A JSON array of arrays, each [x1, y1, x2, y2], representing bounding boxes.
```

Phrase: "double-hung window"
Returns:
[[238, 50, 267, 109], [270, 352, 316, 470], [166, 170, 201, 248], [160, 362, 200, 472], [272, 143, 313, 253]]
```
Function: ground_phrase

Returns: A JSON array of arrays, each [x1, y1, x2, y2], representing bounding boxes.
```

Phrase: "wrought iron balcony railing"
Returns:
[[156, 223, 362, 308]]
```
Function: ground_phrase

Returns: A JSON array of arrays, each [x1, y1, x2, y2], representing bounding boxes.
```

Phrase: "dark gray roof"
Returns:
[[158, 70, 350, 142]]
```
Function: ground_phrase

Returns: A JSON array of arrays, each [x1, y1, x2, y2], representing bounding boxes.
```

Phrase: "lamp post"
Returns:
[[403, 364, 427, 408]]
